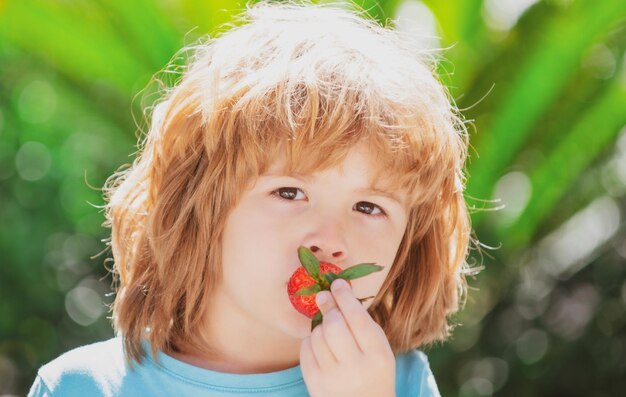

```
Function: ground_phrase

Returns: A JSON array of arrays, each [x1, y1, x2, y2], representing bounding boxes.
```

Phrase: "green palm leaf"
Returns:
[[0, 0, 149, 95], [504, 79, 626, 249], [466, 0, 626, 222]]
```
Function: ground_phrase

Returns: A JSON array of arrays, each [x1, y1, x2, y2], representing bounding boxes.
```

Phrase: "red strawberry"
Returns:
[[287, 246, 385, 330], [287, 262, 352, 319]]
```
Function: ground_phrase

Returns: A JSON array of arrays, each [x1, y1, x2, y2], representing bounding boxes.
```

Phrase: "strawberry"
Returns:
[[287, 246, 385, 330], [287, 262, 350, 319]]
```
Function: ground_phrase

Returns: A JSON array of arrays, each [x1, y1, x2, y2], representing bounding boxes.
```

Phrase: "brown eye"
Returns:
[[354, 201, 385, 217], [273, 187, 306, 201]]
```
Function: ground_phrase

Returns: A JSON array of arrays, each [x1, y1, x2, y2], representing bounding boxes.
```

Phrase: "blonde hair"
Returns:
[[103, 0, 479, 365]]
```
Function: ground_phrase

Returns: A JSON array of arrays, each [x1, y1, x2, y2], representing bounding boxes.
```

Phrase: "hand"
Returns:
[[299, 278, 396, 397]]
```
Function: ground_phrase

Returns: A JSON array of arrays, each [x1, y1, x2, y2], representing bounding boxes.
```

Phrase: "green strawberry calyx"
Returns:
[[294, 246, 384, 330], [295, 245, 384, 294]]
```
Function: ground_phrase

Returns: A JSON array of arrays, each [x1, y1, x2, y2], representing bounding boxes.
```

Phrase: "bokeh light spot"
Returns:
[[395, 1, 440, 52], [64, 285, 105, 326], [492, 171, 532, 226], [483, 0, 539, 32], [581, 44, 617, 80], [450, 323, 482, 352], [17, 80, 57, 124], [460, 376, 494, 396], [459, 357, 510, 394], [539, 196, 620, 278], [516, 328, 549, 364], [15, 141, 52, 181]]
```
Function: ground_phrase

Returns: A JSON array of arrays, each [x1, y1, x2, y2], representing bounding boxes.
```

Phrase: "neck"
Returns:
[[165, 293, 302, 374]]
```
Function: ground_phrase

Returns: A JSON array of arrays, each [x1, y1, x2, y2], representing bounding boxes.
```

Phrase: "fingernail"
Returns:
[[316, 291, 329, 306], [332, 279, 348, 292]]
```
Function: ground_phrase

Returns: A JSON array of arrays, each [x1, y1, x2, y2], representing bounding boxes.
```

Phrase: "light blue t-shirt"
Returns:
[[28, 337, 440, 396]]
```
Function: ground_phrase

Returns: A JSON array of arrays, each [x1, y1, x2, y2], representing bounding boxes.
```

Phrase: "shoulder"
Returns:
[[395, 349, 441, 397], [28, 337, 128, 397]]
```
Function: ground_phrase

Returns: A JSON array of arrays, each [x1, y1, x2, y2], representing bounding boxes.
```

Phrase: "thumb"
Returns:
[[315, 290, 337, 315]]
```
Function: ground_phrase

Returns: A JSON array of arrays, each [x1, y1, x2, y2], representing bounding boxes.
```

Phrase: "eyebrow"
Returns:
[[263, 172, 406, 206], [354, 187, 405, 206]]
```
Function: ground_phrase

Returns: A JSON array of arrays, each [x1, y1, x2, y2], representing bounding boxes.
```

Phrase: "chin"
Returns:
[[276, 309, 315, 339]]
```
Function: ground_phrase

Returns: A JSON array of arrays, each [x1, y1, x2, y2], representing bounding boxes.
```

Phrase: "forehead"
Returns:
[[237, 109, 424, 208], [262, 140, 409, 204], [266, 140, 387, 180]]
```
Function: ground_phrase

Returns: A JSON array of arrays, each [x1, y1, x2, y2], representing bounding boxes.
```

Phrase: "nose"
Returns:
[[303, 220, 348, 264], [309, 245, 346, 263]]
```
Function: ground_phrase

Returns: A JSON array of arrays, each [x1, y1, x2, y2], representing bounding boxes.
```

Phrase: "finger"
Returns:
[[300, 336, 320, 376], [329, 279, 385, 354], [309, 316, 338, 367], [316, 291, 362, 361], [315, 290, 337, 315]]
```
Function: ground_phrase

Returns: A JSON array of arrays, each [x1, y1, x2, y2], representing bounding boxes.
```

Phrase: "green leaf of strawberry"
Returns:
[[287, 246, 386, 326], [311, 311, 323, 331], [323, 272, 339, 284], [298, 245, 320, 280], [338, 263, 384, 280], [296, 284, 322, 296]]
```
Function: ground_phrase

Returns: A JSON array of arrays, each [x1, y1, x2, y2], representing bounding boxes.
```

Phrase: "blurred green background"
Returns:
[[1, 0, 625, 396]]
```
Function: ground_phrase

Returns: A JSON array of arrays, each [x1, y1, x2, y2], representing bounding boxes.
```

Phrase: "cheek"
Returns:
[[350, 227, 404, 297], [350, 267, 389, 312], [224, 198, 293, 246], [353, 222, 403, 262], [221, 203, 293, 287], [353, 212, 406, 242]]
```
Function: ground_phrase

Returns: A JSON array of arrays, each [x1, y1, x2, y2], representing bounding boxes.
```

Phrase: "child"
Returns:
[[29, 0, 476, 395]]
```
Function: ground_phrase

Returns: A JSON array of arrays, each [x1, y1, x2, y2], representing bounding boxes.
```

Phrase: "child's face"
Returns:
[[217, 142, 409, 339]]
